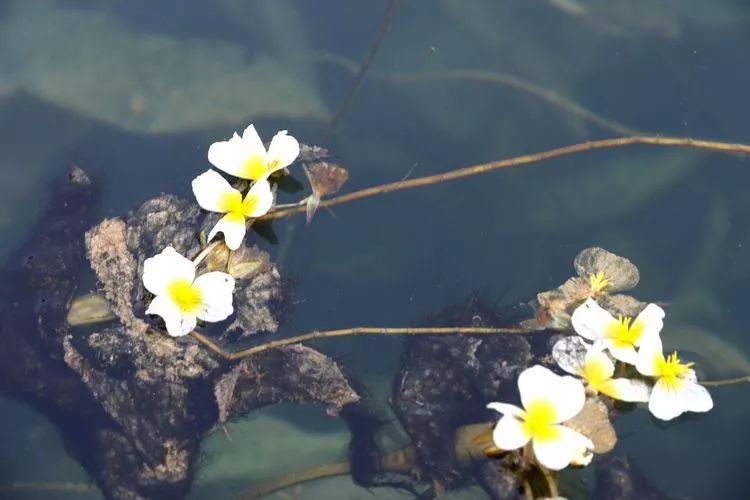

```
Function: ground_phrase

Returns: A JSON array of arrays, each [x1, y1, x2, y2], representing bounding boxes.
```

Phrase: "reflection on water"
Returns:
[[1, 0, 750, 498]]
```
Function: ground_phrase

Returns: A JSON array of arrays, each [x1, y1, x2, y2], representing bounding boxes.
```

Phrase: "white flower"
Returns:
[[142, 247, 235, 337], [487, 365, 593, 471], [207, 124, 299, 182], [192, 170, 273, 250], [571, 298, 664, 365], [552, 336, 650, 402], [635, 335, 713, 421]]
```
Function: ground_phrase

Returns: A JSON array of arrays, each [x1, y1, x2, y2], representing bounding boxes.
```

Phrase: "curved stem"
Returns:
[[701, 375, 750, 387], [260, 136, 750, 221], [190, 326, 535, 361]]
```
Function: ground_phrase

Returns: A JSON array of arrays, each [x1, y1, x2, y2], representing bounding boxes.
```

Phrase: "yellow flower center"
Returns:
[[166, 278, 202, 314], [219, 191, 245, 216], [588, 272, 610, 294], [655, 351, 694, 390], [579, 356, 610, 388], [605, 315, 644, 349], [241, 154, 267, 181], [523, 399, 560, 443]]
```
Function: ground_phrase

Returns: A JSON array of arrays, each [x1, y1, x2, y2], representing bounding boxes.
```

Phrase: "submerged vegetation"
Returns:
[[2, 1, 750, 499]]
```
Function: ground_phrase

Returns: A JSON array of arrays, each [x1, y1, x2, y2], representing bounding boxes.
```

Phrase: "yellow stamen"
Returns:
[[605, 315, 644, 347], [166, 278, 202, 314], [589, 271, 610, 294], [241, 154, 267, 181], [522, 399, 560, 443], [655, 351, 694, 390]]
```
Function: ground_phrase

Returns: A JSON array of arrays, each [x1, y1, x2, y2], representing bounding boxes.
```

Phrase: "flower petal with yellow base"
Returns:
[[192, 170, 274, 250], [571, 298, 664, 364], [635, 335, 713, 421], [487, 365, 592, 470], [553, 336, 650, 402], [207, 124, 300, 181], [142, 247, 235, 337]]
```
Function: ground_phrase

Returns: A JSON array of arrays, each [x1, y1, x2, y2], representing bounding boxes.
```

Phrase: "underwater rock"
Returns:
[[0, 167, 360, 498], [214, 344, 360, 423], [0, 1, 329, 133], [391, 295, 533, 493], [86, 193, 283, 342], [594, 455, 677, 500]]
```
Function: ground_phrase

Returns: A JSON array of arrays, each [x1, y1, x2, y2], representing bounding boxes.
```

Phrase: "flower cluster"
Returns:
[[142, 125, 300, 337], [488, 283, 713, 471]]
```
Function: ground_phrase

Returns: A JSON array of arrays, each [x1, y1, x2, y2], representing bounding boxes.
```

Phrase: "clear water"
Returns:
[[1, 0, 750, 498]]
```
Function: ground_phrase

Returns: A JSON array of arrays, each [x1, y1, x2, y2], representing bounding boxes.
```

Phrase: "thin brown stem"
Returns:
[[539, 466, 559, 497], [260, 136, 750, 221], [0, 482, 98, 494], [190, 326, 534, 361], [701, 375, 750, 387], [192, 240, 221, 265]]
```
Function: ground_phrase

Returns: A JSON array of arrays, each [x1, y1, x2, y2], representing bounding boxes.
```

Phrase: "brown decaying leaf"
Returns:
[[303, 161, 349, 224], [304, 161, 349, 196], [573, 246, 639, 293], [564, 397, 617, 454]]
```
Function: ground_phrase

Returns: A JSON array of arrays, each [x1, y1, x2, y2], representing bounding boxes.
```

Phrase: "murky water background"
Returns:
[[1, 0, 750, 498]]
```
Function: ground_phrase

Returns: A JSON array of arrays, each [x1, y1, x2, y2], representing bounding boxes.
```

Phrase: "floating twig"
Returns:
[[260, 136, 750, 221], [0, 482, 98, 495], [190, 326, 535, 361], [701, 374, 750, 387]]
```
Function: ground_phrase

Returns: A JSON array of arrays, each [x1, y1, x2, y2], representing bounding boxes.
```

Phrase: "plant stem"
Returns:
[[701, 375, 750, 387], [190, 325, 535, 361], [260, 135, 750, 221]]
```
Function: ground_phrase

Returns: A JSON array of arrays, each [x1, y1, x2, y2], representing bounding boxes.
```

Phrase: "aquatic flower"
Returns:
[[571, 298, 664, 365], [207, 124, 300, 181], [635, 335, 713, 421], [142, 246, 235, 337], [192, 170, 274, 250], [553, 336, 650, 402], [487, 365, 593, 470]]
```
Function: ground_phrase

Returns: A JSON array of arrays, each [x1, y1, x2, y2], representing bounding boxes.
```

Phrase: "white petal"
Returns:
[[681, 381, 713, 413], [519, 365, 585, 423], [647, 376, 710, 421], [207, 133, 249, 178], [207, 213, 247, 250], [598, 378, 651, 402], [142, 246, 195, 296], [571, 298, 613, 342], [265, 130, 299, 175], [193, 271, 235, 322], [632, 303, 665, 347], [487, 402, 525, 418], [603, 339, 638, 365], [243, 179, 274, 217], [635, 335, 664, 377], [191, 170, 238, 213], [239, 124, 267, 154], [145, 294, 197, 337], [491, 415, 531, 451], [532, 426, 593, 471], [208, 125, 267, 180]]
